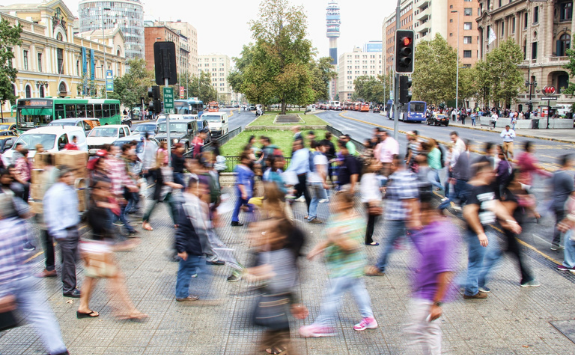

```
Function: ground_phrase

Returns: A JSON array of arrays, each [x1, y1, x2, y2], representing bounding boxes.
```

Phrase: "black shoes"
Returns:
[[63, 289, 81, 298], [231, 221, 244, 227]]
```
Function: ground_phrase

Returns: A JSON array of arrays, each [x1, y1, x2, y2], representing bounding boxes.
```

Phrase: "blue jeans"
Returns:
[[376, 219, 407, 272], [314, 275, 374, 327], [563, 231, 575, 268], [9, 276, 68, 354], [232, 196, 252, 222], [308, 182, 327, 220], [439, 179, 469, 209], [427, 169, 443, 191], [464, 229, 501, 296], [471, 117, 476, 126], [175, 255, 213, 299], [114, 203, 136, 233]]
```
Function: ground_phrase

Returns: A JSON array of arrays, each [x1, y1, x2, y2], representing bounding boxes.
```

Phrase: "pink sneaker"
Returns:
[[299, 324, 336, 338], [353, 317, 378, 331]]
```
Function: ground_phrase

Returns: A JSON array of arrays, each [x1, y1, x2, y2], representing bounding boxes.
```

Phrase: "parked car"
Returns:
[[155, 119, 200, 152], [426, 114, 450, 126], [0, 135, 18, 154], [87, 125, 132, 154], [373, 107, 381, 113], [202, 112, 229, 137], [48, 118, 100, 135], [0, 123, 18, 136], [131, 122, 158, 136], [2, 126, 87, 166]]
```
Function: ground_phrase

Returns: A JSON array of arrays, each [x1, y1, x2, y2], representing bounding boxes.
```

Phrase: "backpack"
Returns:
[[308, 150, 316, 173]]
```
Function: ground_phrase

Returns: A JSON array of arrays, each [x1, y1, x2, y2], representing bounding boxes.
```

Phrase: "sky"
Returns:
[[6, 0, 397, 60]]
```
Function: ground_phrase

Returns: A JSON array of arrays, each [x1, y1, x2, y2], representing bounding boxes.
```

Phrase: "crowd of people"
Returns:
[[0, 118, 574, 354]]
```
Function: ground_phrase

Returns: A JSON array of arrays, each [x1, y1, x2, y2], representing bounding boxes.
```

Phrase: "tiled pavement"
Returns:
[[1, 189, 575, 355]]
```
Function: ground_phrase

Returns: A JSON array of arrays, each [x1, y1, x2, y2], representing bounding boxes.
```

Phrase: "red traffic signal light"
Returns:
[[395, 30, 415, 74]]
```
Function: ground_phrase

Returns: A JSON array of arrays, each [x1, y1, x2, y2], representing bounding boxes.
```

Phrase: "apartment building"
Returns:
[[382, 0, 414, 77], [198, 54, 232, 104], [337, 47, 383, 101], [159, 20, 198, 76]]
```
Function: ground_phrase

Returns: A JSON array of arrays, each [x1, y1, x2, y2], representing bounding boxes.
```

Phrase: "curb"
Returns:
[[447, 122, 575, 144], [337, 111, 560, 172]]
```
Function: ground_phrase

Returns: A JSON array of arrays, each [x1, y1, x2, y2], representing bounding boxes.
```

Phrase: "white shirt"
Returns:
[[500, 129, 516, 142], [454, 138, 466, 153], [308, 153, 328, 183], [360, 173, 382, 203]]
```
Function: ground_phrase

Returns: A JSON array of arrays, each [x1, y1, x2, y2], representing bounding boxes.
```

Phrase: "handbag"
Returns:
[[252, 292, 291, 330], [80, 241, 118, 278], [368, 201, 383, 216]]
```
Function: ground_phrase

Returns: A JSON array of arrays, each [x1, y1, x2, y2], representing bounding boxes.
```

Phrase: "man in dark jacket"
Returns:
[[174, 176, 213, 302]]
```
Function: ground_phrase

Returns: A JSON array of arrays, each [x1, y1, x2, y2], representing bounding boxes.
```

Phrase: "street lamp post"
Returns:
[[451, 10, 460, 111], [101, 7, 111, 99], [525, 78, 537, 114]]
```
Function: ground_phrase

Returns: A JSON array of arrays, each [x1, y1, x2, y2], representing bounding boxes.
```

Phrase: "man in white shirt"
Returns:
[[376, 130, 399, 176], [490, 112, 499, 129], [307, 141, 329, 223], [450, 131, 466, 154], [500, 125, 516, 160]]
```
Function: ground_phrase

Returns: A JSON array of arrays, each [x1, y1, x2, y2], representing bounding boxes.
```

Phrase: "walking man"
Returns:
[[551, 154, 574, 251], [500, 125, 516, 160], [287, 139, 311, 215], [44, 166, 82, 298]]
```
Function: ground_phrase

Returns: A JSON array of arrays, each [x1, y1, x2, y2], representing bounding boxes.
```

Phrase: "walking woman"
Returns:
[[77, 179, 147, 320], [499, 170, 540, 287], [142, 150, 183, 231], [361, 160, 383, 246], [300, 191, 378, 337]]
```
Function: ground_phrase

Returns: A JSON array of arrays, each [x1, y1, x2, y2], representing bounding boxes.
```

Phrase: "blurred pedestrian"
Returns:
[[404, 191, 457, 355], [231, 151, 254, 226], [64, 136, 79, 150], [14, 148, 30, 202], [300, 191, 377, 337], [36, 155, 60, 278], [462, 162, 521, 299], [0, 194, 70, 355], [44, 166, 82, 298], [286, 139, 311, 214], [366, 154, 420, 276], [516, 141, 551, 188], [336, 140, 360, 194], [107, 145, 139, 235], [361, 160, 383, 246], [551, 154, 574, 251], [307, 140, 329, 224]]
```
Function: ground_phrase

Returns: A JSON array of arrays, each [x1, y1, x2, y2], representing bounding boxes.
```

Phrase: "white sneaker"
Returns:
[[319, 199, 329, 203], [295, 196, 305, 202]]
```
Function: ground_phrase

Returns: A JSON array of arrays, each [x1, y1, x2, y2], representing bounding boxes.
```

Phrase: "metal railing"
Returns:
[[326, 125, 365, 153]]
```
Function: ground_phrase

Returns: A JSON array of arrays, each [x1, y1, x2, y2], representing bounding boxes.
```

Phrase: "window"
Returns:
[[501, 22, 504, 35], [464, 36, 472, 44], [557, 34, 571, 56], [37, 53, 42, 72], [450, 19, 453, 22], [464, 22, 472, 30], [464, 8, 472, 16], [94, 104, 102, 118], [512, 17, 516, 33], [532, 42, 538, 60], [103, 104, 110, 117], [560, 2, 573, 21], [39, 85, 44, 98], [498, 0, 502, 7], [450, 4, 453, 8], [57, 48, 64, 74], [25, 85, 31, 98], [23, 50, 28, 70], [65, 105, 76, 118], [524, 13, 528, 28], [463, 50, 472, 58], [533, 6, 539, 23]]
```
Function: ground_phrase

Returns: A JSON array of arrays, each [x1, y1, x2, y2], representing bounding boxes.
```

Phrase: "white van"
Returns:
[[1, 126, 87, 166], [202, 112, 229, 137]]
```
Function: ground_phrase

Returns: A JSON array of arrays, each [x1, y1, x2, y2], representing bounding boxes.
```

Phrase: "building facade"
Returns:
[[0, 0, 126, 115], [160, 21, 198, 77], [78, 0, 144, 66], [477, 0, 575, 110], [144, 25, 182, 74], [197, 54, 232, 104], [337, 47, 383, 101], [383, 0, 414, 77]]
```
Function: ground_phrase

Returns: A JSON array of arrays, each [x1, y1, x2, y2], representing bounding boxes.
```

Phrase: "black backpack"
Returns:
[[438, 145, 446, 168]]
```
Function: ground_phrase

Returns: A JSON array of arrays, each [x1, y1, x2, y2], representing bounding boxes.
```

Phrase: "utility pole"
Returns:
[[451, 10, 459, 110], [101, 7, 110, 99], [393, 0, 401, 141]]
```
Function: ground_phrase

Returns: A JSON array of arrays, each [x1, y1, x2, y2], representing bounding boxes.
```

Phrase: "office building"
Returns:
[[198, 54, 232, 104], [337, 47, 383, 101]]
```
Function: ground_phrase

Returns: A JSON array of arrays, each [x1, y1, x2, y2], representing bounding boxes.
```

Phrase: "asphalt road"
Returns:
[[318, 109, 572, 266]]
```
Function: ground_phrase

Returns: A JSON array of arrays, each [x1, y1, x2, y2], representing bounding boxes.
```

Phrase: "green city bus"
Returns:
[[15, 98, 122, 131]]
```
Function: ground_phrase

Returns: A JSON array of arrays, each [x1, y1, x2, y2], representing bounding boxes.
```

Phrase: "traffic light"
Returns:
[[395, 30, 415, 74], [148, 86, 160, 100], [399, 75, 412, 104]]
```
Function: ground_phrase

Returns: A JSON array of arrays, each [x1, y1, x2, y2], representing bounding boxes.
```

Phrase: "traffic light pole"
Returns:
[[165, 78, 171, 166], [393, 0, 401, 141]]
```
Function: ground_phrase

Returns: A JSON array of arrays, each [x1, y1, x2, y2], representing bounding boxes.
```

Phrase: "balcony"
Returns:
[[549, 56, 569, 63], [417, 12, 429, 22], [417, 0, 430, 10]]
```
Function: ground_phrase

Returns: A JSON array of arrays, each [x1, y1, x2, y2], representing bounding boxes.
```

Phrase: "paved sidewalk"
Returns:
[[1, 190, 575, 354], [448, 120, 575, 144]]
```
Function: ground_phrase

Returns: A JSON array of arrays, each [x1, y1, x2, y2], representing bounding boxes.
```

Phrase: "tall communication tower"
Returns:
[[326, 0, 341, 65]]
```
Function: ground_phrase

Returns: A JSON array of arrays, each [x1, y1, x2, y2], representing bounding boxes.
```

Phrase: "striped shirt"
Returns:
[[0, 217, 33, 298]]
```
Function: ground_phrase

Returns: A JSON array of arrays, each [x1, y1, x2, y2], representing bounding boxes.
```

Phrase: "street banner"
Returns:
[[106, 70, 114, 92]]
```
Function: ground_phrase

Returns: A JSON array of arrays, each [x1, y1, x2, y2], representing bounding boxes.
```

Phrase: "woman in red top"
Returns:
[[516, 141, 551, 187]]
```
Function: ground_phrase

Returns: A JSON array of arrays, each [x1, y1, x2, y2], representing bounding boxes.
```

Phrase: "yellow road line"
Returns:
[[489, 224, 561, 265]]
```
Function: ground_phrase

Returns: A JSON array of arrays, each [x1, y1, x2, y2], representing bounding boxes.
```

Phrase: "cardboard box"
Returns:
[[54, 151, 88, 170], [77, 190, 87, 212], [31, 169, 45, 184], [73, 167, 89, 179], [31, 183, 43, 201], [33, 153, 52, 169], [30, 201, 43, 214]]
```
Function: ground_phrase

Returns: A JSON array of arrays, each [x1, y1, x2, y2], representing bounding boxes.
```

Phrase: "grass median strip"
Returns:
[[221, 129, 332, 156], [247, 113, 327, 127]]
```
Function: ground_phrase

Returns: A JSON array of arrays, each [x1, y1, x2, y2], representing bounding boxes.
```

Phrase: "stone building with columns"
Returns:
[[0, 0, 125, 117], [476, 0, 575, 111]]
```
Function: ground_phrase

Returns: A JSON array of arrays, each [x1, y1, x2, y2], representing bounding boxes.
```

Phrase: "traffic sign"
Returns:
[[163, 87, 174, 109], [105, 70, 114, 92], [541, 97, 558, 100]]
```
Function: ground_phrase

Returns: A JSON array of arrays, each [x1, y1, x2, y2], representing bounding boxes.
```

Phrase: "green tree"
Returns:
[[563, 48, 575, 95], [0, 19, 22, 119], [309, 56, 337, 102], [244, 0, 314, 114], [108, 58, 154, 111], [412, 34, 457, 105], [228, 44, 256, 95], [482, 39, 523, 107], [353, 74, 391, 104], [457, 66, 479, 108]]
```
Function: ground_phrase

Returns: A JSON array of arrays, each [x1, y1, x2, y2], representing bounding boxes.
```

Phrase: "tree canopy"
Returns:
[[108, 58, 153, 110], [352, 74, 391, 104], [0, 18, 22, 112], [563, 48, 575, 96], [176, 71, 218, 103], [482, 39, 524, 107]]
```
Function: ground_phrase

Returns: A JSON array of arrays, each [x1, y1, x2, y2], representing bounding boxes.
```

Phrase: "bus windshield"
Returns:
[[409, 102, 426, 113], [15, 134, 56, 150]]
